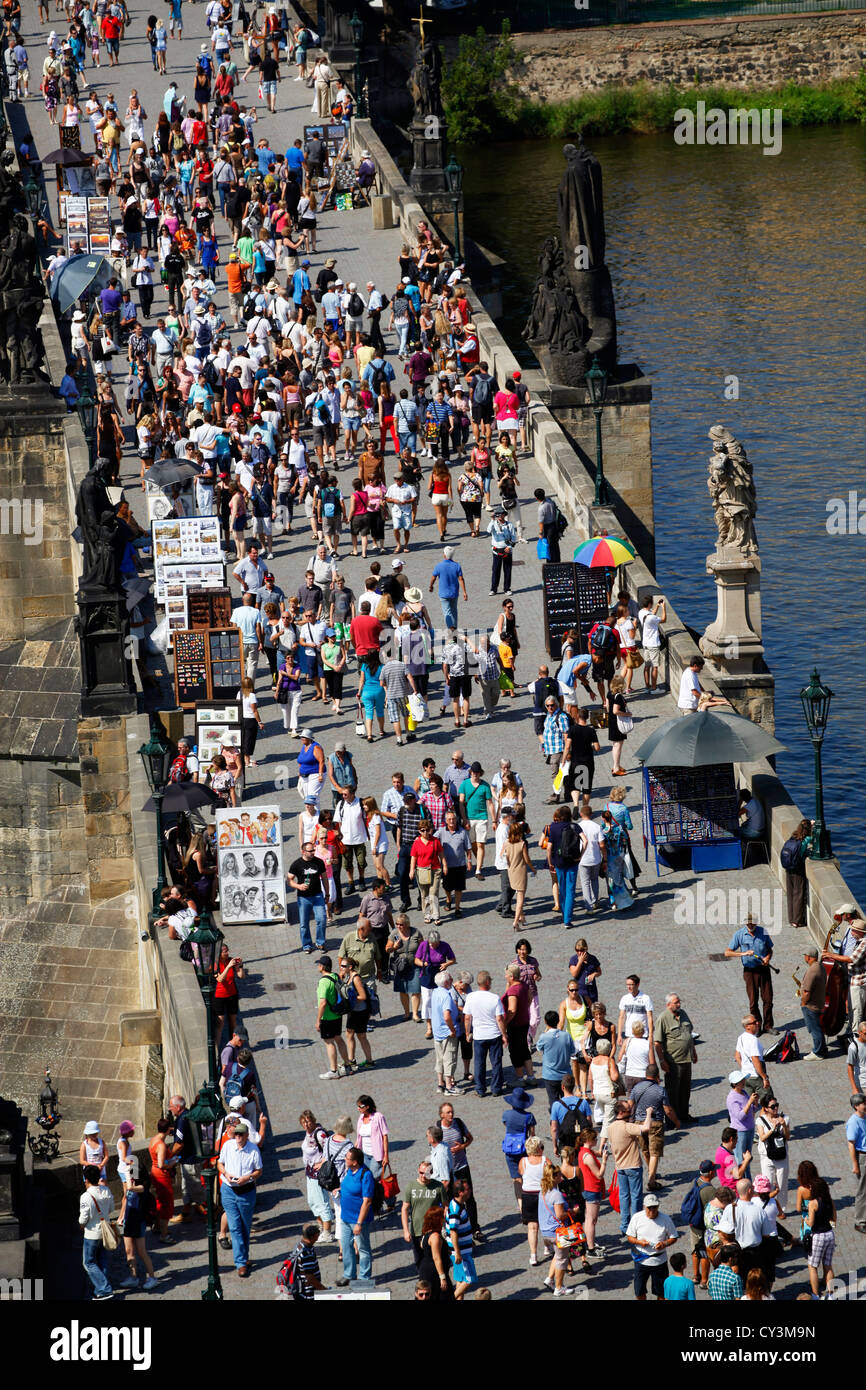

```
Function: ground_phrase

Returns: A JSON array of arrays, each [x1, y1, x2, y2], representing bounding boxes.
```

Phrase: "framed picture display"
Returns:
[[153, 515, 223, 600], [196, 702, 241, 763], [216, 804, 286, 924]]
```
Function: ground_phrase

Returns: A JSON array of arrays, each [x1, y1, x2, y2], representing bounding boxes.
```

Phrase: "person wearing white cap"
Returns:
[[625, 1192, 678, 1300], [344, 282, 367, 349], [80, 1120, 110, 1187], [823, 917, 866, 1036]]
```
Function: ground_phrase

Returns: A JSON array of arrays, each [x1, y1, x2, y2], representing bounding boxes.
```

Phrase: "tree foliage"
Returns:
[[441, 23, 523, 144]]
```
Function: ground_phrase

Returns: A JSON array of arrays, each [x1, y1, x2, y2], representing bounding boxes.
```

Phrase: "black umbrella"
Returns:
[[143, 781, 221, 814], [41, 147, 94, 167]]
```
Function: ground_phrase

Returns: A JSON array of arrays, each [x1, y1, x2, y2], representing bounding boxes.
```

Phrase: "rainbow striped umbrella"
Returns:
[[573, 536, 637, 568]]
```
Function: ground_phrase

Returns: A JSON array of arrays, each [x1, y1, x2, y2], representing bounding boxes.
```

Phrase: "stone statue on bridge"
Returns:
[[524, 137, 618, 386], [706, 424, 758, 556], [407, 37, 444, 120], [0, 208, 46, 386]]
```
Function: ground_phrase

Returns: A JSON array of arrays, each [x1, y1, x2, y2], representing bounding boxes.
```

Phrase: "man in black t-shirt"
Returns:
[[566, 708, 600, 798], [288, 842, 329, 952], [260, 52, 280, 113]]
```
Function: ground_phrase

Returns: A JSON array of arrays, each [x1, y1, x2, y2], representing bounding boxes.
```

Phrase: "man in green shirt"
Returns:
[[315, 954, 351, 1080], [459, 761, 493, 881], [656, 992, 698, 1124], [400, 1159, 447, 1264], [338, 916, 382, 983]]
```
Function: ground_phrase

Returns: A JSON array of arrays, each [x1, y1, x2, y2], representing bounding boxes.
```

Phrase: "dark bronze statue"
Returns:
[[0, 210, 45, 385], [524, 138, 618, 384], [407, 38, 444, 120], [524, 236, 588, 358], [75, 456, 122, 592]]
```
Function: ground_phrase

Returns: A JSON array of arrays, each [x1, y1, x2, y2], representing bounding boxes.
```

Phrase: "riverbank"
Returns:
[[442, 14, 866, 141], [500, 73, 866, 139]]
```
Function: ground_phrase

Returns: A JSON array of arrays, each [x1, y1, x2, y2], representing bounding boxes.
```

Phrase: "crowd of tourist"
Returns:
[[12, 0, 864, 1306]]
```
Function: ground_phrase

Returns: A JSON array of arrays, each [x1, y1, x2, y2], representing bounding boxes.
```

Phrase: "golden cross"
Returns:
[[412, 8, 430, 48]]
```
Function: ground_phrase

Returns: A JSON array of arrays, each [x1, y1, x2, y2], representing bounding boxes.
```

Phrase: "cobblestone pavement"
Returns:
[[21, 3, 865, 1302]]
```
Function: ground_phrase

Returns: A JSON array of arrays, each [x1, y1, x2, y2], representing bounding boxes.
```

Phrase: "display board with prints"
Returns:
[[196, 702, 241, 763], [152, 515, 223, 600], [216, 804, 287, 924]]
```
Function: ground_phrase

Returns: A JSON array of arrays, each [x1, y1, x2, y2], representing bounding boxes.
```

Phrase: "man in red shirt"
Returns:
[[101, 13, 121, 64], [455, 324, 479, 370], [349, 600, 383, 662]]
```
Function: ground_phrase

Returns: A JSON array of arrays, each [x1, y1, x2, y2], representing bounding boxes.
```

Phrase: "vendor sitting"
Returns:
[[738, 786, 766, 843]]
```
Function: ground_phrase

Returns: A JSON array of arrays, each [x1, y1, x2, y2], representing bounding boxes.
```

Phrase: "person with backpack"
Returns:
[[314, 954, 352, 1079], [587, 615, 619, 700], [467, 361, 496, 447], [278, 1224, 327, 1300], [534, 487, 565, 564], [550, 1073, 592, 1155], [299, 1109, 336, 1243], [545, 805, 581, 926], [680, 1159, 720, 1288], [118, 1152, 160, 1291], [780, 817, 813, 930]]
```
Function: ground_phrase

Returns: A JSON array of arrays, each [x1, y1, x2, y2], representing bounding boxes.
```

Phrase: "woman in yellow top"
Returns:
[[557, 982, 591, 1099]]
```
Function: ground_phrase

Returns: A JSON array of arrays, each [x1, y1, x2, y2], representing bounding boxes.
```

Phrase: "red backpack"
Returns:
[[169, 751, 191, 783]]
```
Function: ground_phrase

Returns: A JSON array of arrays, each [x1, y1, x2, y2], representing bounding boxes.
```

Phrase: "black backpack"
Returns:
[[557, 1100, 585, 1151], [370, 363, 388, 395], [348, 291, 364, 318], [559, 822, 582, 866]]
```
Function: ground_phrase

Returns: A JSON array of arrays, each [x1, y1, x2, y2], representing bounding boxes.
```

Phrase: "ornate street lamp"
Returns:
[[138, 713, 172, 912], [349, 11, 367, 119], [800, 668, 834, 860], [76, 384, 97, 467], [444, 153, 463, 264], [585, 354, 610, 507], [27, 1069, 61, 1161], [188, 912, 225, 1301], [187, 1083, 224, 1302]]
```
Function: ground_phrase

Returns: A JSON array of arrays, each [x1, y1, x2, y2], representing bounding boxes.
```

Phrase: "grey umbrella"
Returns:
[[633, 710, 786, 768], [49, 253, 113, 315], [41, 147, 94, 167], [144, 460, 200, 487]]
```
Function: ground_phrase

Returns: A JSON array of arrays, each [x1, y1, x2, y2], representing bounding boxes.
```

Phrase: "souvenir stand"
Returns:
[[642, 763, 742, 875]]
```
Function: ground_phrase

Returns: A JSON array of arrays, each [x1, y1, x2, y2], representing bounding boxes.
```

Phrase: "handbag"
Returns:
[[607, 1169, 621, 1213], [380, 1164, 399, 1203], [179, 939, 194, 962], [552, 760, 570, 794], [625, 649, 644, 669], [498, 671, 514, 692], [536, 537, 551, 561], [618, 713, 634, 734], [416, 866, 433, 887]]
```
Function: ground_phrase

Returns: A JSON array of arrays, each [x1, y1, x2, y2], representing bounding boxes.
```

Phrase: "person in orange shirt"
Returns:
[[226, 251, 246, 328]]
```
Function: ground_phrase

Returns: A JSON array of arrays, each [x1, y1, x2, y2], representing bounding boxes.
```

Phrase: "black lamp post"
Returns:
[[585, 354, 610, 507], [444, 153, 463, 264], [349, 10, 367, 119], [138, 713, 172, 913], [76, 384, 97, 467], [800, 668, 834, 860], [188, 912, 225, 1301]]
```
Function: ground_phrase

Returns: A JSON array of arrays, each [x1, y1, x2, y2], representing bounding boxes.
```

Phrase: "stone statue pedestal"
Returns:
[[408, 118, 448, 195], [700, 547, 764, 674], [75, 586, 136, 716]]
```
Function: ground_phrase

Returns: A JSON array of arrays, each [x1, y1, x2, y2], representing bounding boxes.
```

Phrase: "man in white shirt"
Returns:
[[639, 596, 666, 691], [577, 805, 605, 911], [734, 1015, 769, 1093], [233, 546, 267, 593], [229, 351, 255, 392], [717, 1178, 770, 1279], [462, 970, 508, 1098], [495, 806, 515, 918], [307, 544, 337, 593], [678, 655, 705, 713], [625, 1193, 678, 1300], [618, 975, 655, 1050], [217, 1120, 263, 1277], [231, 592, 263, 679], [335, 785, 369, 888]]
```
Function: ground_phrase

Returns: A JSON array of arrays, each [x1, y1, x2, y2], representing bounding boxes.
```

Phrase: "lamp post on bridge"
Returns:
[[800, 668, 834, 861]]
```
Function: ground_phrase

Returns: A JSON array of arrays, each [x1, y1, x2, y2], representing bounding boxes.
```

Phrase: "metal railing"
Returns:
[[483, 0, 864, 30]]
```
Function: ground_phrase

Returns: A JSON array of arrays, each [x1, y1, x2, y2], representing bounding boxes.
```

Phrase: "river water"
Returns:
[[462, 125, 866, 901]]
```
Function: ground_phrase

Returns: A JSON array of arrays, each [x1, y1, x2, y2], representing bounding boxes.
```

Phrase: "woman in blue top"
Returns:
[[179, 156, 196, 209], [501, 1086, 536, 1200], [358, 659, 386, 742], [605, 786, 640, 896], [600, 810, 634, 912]]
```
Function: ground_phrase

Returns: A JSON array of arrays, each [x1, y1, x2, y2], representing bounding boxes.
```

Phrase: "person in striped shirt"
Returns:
[[287, 1224, 327, 1300], [447, 1177, 477, 1300]]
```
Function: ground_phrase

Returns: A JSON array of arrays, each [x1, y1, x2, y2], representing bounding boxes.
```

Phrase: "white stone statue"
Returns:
[[706, 424, 758, 556]]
